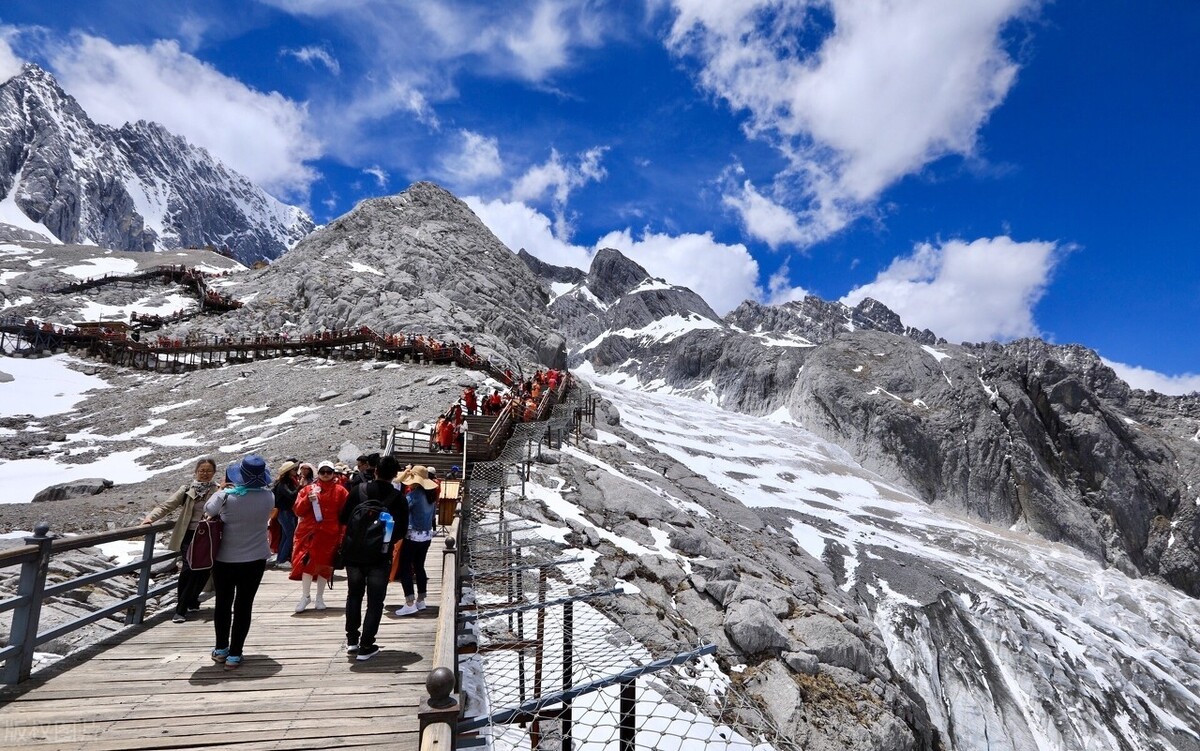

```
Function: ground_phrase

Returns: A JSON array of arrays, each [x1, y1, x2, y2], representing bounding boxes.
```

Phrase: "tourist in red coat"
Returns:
[[291, 460, 349, 612]]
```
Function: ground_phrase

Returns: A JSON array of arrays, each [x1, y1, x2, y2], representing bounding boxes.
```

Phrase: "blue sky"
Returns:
[[1, 1, 1197, 392]]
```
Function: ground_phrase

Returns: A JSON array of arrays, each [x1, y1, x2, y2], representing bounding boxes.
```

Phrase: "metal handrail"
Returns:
[[1, 519, 176, 684]]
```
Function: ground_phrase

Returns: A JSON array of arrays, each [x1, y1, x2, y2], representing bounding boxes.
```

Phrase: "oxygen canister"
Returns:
[[311, 485, 323, 522], [381, 511, 394, 551]]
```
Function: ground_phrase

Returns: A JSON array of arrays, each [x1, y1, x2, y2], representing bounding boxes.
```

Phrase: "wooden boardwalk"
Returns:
[[0, 548, 446, 751]]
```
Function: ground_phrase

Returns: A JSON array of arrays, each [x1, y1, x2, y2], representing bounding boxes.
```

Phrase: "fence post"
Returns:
[[561, 600, 574, 751], [619, 678, 636, 751], [125, 527, 158, 625], [4, 522, 54, 685]]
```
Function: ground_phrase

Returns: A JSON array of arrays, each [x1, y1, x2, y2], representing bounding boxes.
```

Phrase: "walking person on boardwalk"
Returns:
[[142, 458, 221, 623], [339, 456, 407, 660], [394, 465, 438, 617], [291, 460, 349, 612], [205, 454, 274, 670]]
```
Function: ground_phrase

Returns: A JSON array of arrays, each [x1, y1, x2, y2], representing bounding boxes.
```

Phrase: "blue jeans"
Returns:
[[345, 564, 390, 648], [276, 509, 297, 564]]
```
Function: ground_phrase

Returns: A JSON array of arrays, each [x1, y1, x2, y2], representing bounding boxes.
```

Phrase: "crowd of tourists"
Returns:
[[142, 451, 443, 668]]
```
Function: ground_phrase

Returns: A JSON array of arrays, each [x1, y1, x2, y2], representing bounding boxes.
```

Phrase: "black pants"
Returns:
[[345, 563, 390, 648], [398, 539, 432, 599], [212, 559, 266, 658], [176, 530, 209, 616]]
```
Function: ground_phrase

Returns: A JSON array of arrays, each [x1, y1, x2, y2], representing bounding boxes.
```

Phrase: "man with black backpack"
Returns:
[[338, 455, 407, 660]]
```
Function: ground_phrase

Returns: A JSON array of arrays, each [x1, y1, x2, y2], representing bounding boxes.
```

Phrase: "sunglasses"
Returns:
[[317, 468, 334, 475]]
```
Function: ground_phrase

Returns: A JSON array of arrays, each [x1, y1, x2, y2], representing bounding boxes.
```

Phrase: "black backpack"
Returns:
[[340, 491, 391, 566]]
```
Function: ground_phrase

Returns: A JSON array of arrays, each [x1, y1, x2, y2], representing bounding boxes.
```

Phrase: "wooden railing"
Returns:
[[419, 517, 463, 751], [0, 520, 177, 684]]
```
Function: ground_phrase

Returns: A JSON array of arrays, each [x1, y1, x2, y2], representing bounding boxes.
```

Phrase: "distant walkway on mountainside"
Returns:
[[0, 313, 509, 380], [0, 551, 446, 750], [52, 263, 244, 317]]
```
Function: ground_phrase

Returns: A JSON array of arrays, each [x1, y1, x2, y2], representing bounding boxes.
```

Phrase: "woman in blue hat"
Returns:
[[203, 454, 274, 669]]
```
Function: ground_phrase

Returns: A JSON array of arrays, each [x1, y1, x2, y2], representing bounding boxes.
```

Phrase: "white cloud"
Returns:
[[440, 130, 504, 185], [841, 236, 1061, 343], [263, 0, 612, 84], [0, 26, 26, 82], [48, 34, 320, 199], [765, 261, 811, 305], [511, 146, 608, 239], [668, 0, 1035, 245], [465, 195, 590, 268], [722, 177, 811, 249], [465, 196, 761, 315], [362, 165, 388, 188], [1102, 359, 1200, 397], [283, 45, 341, 75], [594, 227, 760, 315]]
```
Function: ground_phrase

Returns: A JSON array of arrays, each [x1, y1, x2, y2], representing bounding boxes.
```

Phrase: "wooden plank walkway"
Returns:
[[0, 546, 446, 751]]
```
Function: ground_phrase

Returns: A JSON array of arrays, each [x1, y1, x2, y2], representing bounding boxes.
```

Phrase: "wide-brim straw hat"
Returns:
[[277, 460, 298, 477], [397, 465, 439, 490]]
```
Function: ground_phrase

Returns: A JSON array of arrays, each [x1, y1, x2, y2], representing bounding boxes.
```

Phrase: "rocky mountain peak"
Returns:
[[586, 247, 654, 304], [517, 249, 586, 286], [0, 65, 313, 263], [189, 180, 566, 369]]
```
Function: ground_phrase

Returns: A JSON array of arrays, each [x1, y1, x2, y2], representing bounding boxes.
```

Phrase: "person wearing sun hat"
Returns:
[[203, 454, 274, 670], [291, 460, 349, 612], [271, 460, 301, 569], [393, 465, 438, 616]]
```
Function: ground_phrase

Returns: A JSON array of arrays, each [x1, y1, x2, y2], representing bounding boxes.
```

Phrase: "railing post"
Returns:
[[562, 600, 574, 751], [125, 527, 158, 625], [4, 522, 54, 685], [619, 678, 636, 751]]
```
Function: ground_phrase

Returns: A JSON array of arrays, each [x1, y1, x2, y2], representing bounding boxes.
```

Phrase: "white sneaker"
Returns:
[[394, 604, 419, 616], [295, 595, 310, 613], [315, 600, 327, 611], [415, 600, 427, 611]]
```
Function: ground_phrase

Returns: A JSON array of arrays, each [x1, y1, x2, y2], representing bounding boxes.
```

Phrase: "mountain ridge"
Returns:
[[0, 64, 313, 264]]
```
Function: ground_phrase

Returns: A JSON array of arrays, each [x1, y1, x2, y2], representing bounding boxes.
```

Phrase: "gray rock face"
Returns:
[[727, 296, 941, 347], [32, 478, 114, 503], [530, 247, 722, 357], [725, 599, 791, 654], [516, 248, 585, 286], [0, 65, 313, 264], [184, 182, 566, 368], [533, 245, 1200, 598], [788, 331, 1200, 595]]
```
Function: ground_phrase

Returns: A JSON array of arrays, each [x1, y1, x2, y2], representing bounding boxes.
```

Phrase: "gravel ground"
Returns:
[[0, 353, 495, 537]]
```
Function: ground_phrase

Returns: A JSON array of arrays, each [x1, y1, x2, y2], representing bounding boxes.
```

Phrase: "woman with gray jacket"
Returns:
[[142, 458, 219, 623], [204, 454, 274, 670]]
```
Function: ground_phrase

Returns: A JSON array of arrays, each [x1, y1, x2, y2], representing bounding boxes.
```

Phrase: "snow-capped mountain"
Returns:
[[0, 64, 313, 264], [526, 246, 1200, 601]]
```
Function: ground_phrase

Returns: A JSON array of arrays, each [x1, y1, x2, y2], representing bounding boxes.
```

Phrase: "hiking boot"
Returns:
[[356, 645, 380, 661]]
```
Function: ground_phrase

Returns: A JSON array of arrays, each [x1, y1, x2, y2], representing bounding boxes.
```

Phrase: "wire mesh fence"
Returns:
[[458, 450, 799, 751]]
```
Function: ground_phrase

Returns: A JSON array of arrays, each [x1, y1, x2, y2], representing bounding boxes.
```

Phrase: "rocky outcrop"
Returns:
[[189, 182, 566, 368], [527, 417, 939, 751], [787, 331, 1200, 595], [32, 478, 114, 503], [0, 65, 313, 264], [726, 297, 941, 347]]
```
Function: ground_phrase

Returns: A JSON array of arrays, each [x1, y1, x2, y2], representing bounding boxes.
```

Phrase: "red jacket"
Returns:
[[290, 478, 348, 580]]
